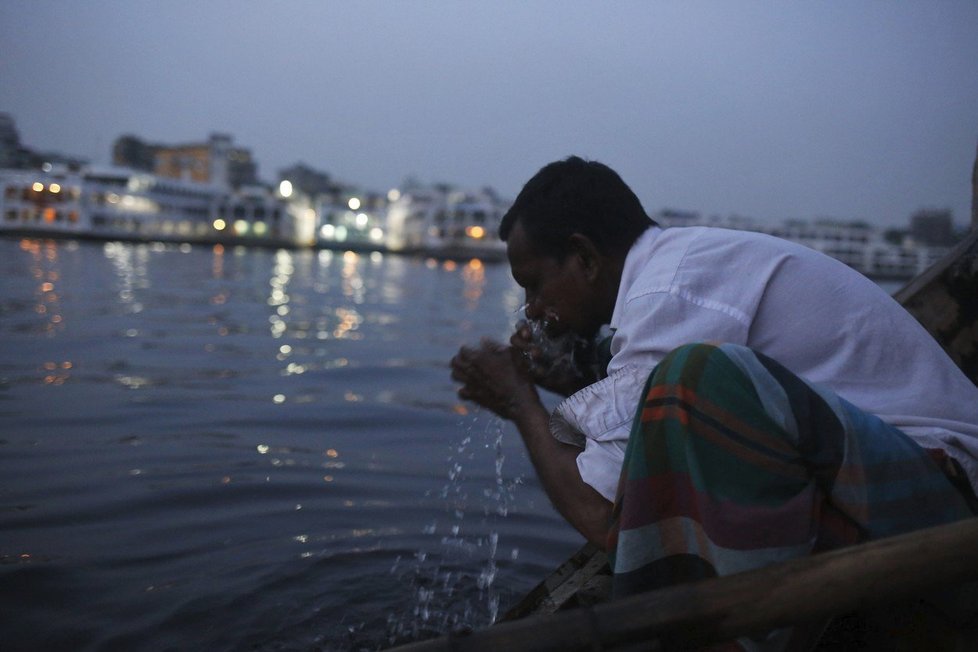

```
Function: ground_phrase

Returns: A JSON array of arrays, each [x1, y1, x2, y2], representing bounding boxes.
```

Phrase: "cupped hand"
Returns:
[[450, 338, 541, 420]]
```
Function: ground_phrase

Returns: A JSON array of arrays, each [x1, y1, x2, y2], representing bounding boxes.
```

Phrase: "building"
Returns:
[[0, 113, 25, 169], [910, 209, 956, 247], [112, 133, 258, 189], [1, 113, 87, 170], [111, 135, 156, 172], [277, 162, 339, 198]]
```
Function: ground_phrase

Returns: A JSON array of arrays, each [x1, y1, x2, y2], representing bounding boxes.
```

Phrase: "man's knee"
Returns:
[[643, 341, 801, 448], [650, 342, 740, 387]]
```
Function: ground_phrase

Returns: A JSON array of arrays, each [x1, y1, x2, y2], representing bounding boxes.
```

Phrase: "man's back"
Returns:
[[607, 225, 978, 479]]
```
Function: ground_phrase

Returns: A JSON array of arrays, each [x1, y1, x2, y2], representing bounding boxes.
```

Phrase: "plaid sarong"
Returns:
[[607, 343, 974, 601]]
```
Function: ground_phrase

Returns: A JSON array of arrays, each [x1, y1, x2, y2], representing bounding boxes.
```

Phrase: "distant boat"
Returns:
[[1, 167, 513, 261], [0, 166, 301, 247], [384, 186, 508, 262], [656, 211, 955, 281]]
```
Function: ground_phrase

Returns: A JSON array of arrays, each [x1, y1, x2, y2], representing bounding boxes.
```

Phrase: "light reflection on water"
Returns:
[[0, 237, 579, 652]]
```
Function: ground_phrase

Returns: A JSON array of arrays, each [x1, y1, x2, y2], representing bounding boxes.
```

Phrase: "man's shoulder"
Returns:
[[649, 225, 844, 275], [627, 226, 775, 285], [614, 228, 710, 319], [655, 225, 792, 249], [619, 225, 820, 313]]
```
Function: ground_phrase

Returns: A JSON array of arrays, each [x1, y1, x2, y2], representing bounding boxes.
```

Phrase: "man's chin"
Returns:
[[547, 327, 593, 347], [568, 324, 600, 343]]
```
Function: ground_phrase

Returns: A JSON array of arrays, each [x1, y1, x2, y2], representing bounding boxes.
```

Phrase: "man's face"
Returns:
[[506, 221, 600, 340]]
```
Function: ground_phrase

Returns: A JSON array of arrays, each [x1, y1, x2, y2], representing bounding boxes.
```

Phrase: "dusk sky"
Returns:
[[2, 1, 977, 228]]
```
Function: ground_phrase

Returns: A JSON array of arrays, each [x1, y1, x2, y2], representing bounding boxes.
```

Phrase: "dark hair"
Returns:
[[499, 156, 654, 259]]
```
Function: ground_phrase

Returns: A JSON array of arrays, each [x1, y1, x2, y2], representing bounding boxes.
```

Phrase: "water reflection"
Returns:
[[268, 249, 293, 340], [461, 258, 486, 310], [211, 243, 225, 278], [340, 250, 365, 302], [103, 241, 150, 312], [16, 240, 77, 387], [19, 239, 66, 335]]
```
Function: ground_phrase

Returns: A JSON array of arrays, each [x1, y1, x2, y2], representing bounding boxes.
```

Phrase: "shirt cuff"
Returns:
[[549, 364, 649, 445], [577, 439, 629, 502]]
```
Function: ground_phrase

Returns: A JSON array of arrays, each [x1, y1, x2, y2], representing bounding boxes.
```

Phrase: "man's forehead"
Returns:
[[506, 222, 539, 273], [506, 221, 544, 260]]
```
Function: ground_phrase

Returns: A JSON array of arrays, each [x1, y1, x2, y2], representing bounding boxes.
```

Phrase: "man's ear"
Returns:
[[567, 233, 602, 282]]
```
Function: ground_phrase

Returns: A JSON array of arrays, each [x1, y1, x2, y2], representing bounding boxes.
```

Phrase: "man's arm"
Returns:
[[510, 399, 612, 548], [450, 340, 612, 548]]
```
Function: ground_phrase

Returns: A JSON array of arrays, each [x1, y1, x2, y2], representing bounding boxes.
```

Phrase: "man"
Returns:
[[450, 156, 978, 599]]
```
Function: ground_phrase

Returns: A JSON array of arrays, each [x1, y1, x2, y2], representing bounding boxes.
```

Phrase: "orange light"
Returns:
[[466, 225, 486, 239], [43, 208, 56, 223]]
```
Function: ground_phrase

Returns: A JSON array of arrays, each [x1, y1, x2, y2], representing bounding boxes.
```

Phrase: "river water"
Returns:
[[0, 237, 581, 651]]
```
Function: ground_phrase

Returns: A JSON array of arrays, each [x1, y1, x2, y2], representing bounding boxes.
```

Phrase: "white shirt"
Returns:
[[550, 226, 978, 501]]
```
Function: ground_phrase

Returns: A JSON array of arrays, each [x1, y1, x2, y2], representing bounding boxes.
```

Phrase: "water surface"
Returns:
[[0, 237, 581, 651]]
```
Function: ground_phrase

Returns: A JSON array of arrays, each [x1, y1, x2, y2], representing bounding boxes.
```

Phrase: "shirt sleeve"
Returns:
[[551, 289, 753, 501]]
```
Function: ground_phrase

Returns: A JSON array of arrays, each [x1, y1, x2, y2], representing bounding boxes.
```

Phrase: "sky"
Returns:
[[2, 1, 977, 228]]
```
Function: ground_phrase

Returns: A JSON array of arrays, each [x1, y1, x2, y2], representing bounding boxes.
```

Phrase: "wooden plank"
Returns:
[[894, 227, 978, 385], [499, 543, 609, 621]]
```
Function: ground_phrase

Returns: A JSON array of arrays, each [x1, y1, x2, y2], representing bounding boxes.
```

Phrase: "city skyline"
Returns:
[[2, 1, 977, 227]]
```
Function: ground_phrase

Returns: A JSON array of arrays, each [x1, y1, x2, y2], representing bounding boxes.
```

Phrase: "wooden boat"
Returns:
[[387, 152, 978, 650], [389, 518, 978, 651]]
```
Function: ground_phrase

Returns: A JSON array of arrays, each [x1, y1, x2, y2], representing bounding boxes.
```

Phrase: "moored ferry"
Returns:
[[1, 167, 88, 236], [0, 166, 301, 247], [384, 185, 508, 261], [656, 210, 954, 280]]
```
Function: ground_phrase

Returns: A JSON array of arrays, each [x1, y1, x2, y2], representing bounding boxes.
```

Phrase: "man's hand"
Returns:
[[450, 339, 541, 420]]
